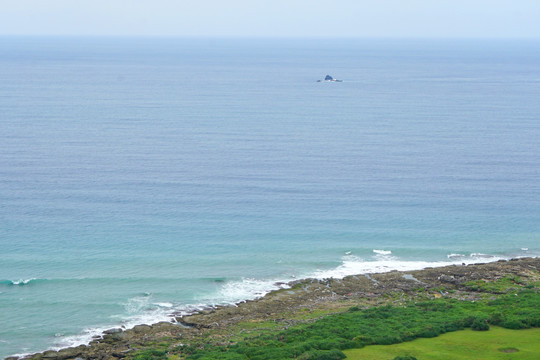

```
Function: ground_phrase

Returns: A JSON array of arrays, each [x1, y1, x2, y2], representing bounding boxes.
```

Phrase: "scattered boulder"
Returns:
[[131, 324, 152, 334], [40, 351, 58, 359], [56, 346, 85, 360]]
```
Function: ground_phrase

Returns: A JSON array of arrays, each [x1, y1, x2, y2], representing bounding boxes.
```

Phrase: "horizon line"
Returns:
[[1, 34, 540, 41]]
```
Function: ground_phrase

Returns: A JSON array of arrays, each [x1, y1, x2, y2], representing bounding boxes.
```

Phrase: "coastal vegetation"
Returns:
[[18, 259, 540, 360], [174, 288, 539, 359]]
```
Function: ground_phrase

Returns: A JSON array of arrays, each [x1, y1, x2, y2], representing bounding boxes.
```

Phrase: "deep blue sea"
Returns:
[[1, 37, 539, 357]]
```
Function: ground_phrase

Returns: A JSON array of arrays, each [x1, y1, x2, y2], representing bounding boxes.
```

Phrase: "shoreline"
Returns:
[[5, 254, 516, 357], [9, 257, 540, 360]]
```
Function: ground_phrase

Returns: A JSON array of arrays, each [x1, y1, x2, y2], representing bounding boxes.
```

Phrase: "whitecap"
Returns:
[[209, 278, 290, 306], [52, 327, 108, 351], [52, 298, 176, 351], [11, 278, 36, 285], [447, 253, 465, 259], [469, 253, 494, 259], [44, 251, 510, 355], [310, 252, 506, 280], [153, 302, 174, 308]]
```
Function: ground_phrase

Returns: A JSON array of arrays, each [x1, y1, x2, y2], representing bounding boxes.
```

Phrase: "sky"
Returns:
[[0, 0, 539, 38]]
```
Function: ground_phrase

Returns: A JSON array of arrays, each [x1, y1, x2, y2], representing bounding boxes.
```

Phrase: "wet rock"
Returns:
[[102, 333, 125, 344], [103, 328, 123, 335], [25, 355, 43, 360], [131, 324, 152, 334], [41, 351, 58, 359], [151, 322, 177, 332], [56, 346, 85, 360], [19, 258, 540, 360]]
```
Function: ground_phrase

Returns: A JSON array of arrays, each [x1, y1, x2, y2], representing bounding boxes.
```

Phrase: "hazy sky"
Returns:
[[1, 0, 539, 38]]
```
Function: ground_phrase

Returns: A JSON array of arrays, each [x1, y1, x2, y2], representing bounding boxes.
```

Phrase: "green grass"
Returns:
[[344, 326, 540, 360], [127, 275, 539, 360], [174, 291, 539, 359]]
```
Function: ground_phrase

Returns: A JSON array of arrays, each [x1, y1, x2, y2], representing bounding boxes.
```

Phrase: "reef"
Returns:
[[11, 257, 540, 360]]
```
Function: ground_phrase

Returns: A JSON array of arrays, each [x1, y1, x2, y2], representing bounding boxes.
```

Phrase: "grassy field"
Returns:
[[344, 327, 540, 360], [123, 271, 540, 360]]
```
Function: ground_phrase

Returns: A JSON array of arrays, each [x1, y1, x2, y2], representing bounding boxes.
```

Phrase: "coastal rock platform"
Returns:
[[13, 257, 540, 360]]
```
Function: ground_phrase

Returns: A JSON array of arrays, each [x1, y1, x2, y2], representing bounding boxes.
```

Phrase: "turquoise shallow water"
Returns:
[[1, 37, 540, 357]]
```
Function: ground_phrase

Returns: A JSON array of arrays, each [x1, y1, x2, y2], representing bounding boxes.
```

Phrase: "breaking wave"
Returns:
[[1, 278, 39, 286], [15, 250, 527, 357]]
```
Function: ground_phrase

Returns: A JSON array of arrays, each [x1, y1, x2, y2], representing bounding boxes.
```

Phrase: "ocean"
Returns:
[[1, 37, 539, 358]]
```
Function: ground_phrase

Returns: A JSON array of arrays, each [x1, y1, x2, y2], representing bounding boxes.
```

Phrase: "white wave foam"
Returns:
[[153, 302, 174, 308], [52, 295, 176, 351], [210, 278, 290, 306], [311, 253, 506, 280], [311, 259, 443, 279], [373, 249, 392, 255], [52, 326, 108, 351], [521, 248, 529, 251], [10, 278, 36, 285], [45, 251, 510, 354], [124, 296, 152, 314], [9, 352, 34, 359], [469, 253, 496, 259], [199, 252, 510, 304], [53, 278, 294, 351]]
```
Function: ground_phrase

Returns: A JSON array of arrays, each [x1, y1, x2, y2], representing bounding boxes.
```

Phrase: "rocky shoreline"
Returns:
[[10, 257, 540, 360]]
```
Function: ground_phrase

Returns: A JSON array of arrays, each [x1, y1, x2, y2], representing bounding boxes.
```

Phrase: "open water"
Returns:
[[1, 37, 539, 358]]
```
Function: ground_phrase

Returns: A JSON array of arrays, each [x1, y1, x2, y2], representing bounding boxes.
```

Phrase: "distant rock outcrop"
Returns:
[[317, 74, 343, 82]]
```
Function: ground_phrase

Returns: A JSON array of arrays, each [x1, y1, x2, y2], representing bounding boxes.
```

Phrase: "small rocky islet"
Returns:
[[10, 257, 540, 360]]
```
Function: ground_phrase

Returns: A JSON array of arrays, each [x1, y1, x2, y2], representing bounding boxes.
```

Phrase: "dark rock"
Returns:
[[131, 324, 152, 334], [151, 322, 176, 332], [103, 328, 123, 335], [41, 351, 58, 359], [56, 346, 84, 360], [102, 333, 125, 344], [19, 258, 540, 360], [112, 349, 133, 358], [318, 75, 342, 82]]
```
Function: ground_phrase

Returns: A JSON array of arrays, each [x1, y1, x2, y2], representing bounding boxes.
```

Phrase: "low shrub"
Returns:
[[471, 317, 489, 331], [298, 349, 346, 360], [132, 349, 168, 360], [181, 291, 539, 359]]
